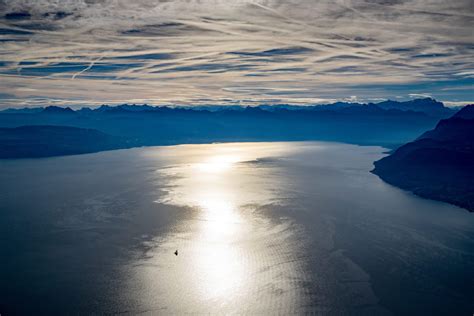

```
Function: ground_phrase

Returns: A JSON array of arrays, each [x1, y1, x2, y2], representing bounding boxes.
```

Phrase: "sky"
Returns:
[[0, 0, 473, 108]]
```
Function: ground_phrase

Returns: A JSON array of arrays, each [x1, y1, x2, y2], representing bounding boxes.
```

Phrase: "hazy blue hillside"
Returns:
[[373, 105, 474, 212], [0, 125, 132, 158]]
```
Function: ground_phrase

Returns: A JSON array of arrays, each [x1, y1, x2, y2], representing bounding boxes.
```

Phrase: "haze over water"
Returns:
[[1, 142, 473, 315]]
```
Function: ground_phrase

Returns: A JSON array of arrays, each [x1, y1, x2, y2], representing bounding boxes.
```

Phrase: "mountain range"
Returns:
[[0, 98, 456, 158]]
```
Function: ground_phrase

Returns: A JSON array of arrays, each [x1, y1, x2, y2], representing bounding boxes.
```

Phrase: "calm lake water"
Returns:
[[1, 142, 473, 315]]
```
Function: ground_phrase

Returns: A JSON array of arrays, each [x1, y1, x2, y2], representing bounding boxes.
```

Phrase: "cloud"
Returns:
[[0, 0, 473, 107], [409, 93, 432, 98]]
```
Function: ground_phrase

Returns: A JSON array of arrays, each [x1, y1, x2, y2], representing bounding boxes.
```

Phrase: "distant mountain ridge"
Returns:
[[372, 104, 474, 212], [0, 98, 456, 117], [40, 105, 76, 114], [375, 98, 452, 116]]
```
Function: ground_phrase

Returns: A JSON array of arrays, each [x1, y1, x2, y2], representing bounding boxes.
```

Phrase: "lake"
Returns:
[[1, 142, 473, 315]]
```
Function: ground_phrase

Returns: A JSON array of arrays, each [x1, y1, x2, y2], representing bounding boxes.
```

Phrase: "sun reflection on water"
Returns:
[[191, 153, 246, 300], [194, 154, 242, 174], [136, 143, 306, 312]]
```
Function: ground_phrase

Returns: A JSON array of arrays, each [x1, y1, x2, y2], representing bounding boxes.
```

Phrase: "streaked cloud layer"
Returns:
[[0, 0, 473, 108]]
